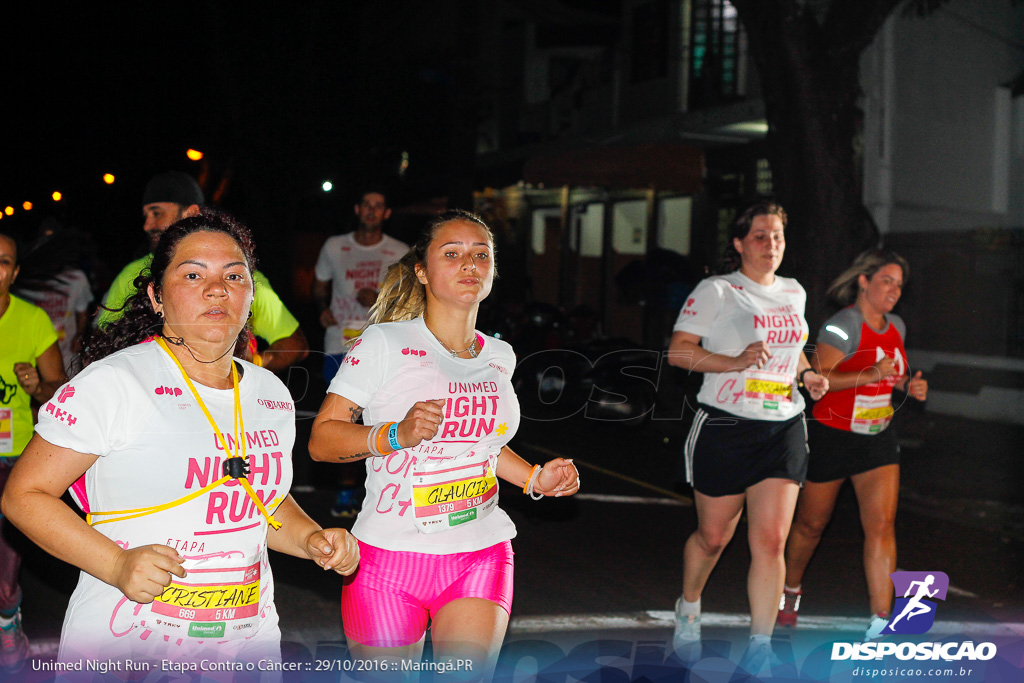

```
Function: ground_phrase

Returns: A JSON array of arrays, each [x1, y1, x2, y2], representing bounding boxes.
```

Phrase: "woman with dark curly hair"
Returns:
[[666, 201, 828, 672], [2, 210, 358, 667]]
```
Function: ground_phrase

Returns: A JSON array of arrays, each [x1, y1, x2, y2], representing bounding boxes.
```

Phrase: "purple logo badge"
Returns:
[[884, 571, 949, 635]]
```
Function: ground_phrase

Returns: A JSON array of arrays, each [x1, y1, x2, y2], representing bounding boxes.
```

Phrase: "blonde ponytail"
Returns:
[[367, 250, 426, 325]]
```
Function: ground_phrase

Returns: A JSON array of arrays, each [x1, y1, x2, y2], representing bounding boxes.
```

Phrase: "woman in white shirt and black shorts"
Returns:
[[666, 201, 828, 671]]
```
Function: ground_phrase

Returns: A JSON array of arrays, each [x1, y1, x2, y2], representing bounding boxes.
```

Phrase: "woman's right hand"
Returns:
[[396, 399, 446, 449], [112, 545, 186, 604], [871, 355, 898, 381], [735, 341, 771, 370]]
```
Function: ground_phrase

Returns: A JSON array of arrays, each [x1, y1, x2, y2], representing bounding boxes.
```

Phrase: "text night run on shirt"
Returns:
[[183, 429, 285, 530], [753, 305, 805, 346], [438, 383, 501, 441]]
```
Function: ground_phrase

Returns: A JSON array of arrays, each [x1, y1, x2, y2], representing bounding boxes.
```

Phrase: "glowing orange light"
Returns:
[[103, 173, 115, 184], [22, 201, 32, 211], [3, 207, 12, 216], [52, 191, 62, 202], [186, 149, 204, 161]]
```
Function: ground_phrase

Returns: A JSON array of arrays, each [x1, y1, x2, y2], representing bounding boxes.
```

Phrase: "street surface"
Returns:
[[9, 369, 1024, 681]]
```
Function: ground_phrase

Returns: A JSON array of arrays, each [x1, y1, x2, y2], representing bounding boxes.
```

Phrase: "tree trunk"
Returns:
[[732, 1, 896, 326]]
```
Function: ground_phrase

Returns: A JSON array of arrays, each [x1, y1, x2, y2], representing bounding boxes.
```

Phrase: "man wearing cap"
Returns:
[[97, 171, 308, 372]]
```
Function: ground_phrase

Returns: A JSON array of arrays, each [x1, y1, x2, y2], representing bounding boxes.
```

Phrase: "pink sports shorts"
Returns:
[[341, 540, 514, 648]]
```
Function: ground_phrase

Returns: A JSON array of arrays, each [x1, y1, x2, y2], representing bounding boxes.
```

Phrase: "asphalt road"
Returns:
[[10, 390, 1024, 681]]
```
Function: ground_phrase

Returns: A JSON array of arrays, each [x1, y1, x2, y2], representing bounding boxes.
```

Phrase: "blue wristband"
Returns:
[[388, 422, 402, 451]]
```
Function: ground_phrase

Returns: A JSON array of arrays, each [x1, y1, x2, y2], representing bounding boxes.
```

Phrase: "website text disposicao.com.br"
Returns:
[[852, 665, 978, 678]]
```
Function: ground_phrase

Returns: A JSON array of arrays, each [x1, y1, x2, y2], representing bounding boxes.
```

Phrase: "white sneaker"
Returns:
[[865, 612, 890, 641], [672, 598, 702, 661], [738, 638, 781, 677]]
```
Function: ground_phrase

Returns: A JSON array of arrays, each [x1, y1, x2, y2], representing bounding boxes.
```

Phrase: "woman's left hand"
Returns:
[[534, 458, 581, 498], [13, 363, 40, 398], [803, 371, 829, 401], [305, 528, 360, 575], [907, 371, 928, 401]]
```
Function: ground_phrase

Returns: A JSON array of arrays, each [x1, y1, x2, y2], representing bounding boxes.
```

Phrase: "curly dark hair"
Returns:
[[715, 200, 788, 274], [80, 208, 258, 367]]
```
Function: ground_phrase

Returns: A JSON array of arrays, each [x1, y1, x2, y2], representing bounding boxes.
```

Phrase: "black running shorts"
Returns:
[[804, 419, 900, 483], [684, 404, 809, 497]]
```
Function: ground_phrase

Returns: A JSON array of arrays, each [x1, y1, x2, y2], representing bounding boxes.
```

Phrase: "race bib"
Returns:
[[0, 409, 12, 453], [411, 452, 498, 534], [744, 369, 793, 415], [851, 393, 894, 434], [146, 554, 262, 640]]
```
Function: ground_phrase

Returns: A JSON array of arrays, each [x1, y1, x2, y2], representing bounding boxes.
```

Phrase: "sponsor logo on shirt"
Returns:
[[44, 401, 77, 426], [344, 356, 360, 366], [489, 362, 509, 375], [257, 399, 294, 412], [58, 385, 76, 403], [155, 386, 184, 397], [402, 348, 427, 357]]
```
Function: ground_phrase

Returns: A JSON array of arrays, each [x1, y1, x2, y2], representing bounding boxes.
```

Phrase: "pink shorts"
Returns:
[[341, 540, 514, 648]]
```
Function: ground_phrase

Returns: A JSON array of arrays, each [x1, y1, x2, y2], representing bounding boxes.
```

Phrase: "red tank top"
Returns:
[[812, 317, 907, 433]]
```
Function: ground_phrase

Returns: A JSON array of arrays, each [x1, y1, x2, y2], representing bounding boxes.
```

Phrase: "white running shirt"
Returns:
[[34, 341, 295, 663], [673, 270, 809, 420], [314, 233, 408, 355], [328, 318, 519, 553]]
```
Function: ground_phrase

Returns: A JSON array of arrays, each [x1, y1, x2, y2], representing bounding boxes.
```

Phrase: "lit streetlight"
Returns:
[[187, 149, 204, 161], [4, 207, 13, 216], [22, 201, 32, 211], [52, 191, 62, 202], [322, 181, 333, 192], [103, 173, 116, 184]]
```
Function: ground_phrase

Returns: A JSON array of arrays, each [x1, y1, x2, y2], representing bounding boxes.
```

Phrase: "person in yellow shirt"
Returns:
[[97, 171, 308, 372], [0, 230, 66, 671]]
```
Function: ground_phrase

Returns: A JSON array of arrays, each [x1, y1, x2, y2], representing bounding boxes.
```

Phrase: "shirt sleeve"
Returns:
[[326, 325, 388, 407], [891, 315, 907, 342], [96, 261, 143, 328], [34, 306, 59, 358], [672, 278, 722, 338], [69, 271, 93, 313], [34, 363, 125, 457], [816, 309, 858, 355], [314, 238, 334, 282], [250, 271, 301, 344]]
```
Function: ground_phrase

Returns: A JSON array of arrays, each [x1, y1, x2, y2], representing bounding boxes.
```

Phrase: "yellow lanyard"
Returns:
[[85, 339, 282, 529]]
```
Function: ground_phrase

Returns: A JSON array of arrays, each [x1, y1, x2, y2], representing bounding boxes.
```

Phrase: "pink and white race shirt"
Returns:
[[34, 342, 295, 663], [328, 318, 519, 554]]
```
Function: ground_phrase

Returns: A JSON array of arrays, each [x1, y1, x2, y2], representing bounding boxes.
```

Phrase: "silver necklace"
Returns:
[[429, 328, 478, 358]]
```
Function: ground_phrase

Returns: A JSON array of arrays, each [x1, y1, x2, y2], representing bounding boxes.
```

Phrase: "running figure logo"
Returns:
[[884, 571, 949, 635]]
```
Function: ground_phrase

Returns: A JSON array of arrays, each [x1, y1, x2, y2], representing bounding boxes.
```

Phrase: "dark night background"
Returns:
[[1, 2, 500, 318]]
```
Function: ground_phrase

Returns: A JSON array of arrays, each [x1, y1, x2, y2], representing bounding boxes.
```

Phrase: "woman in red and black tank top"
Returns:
[[778, 250, 928, 640]]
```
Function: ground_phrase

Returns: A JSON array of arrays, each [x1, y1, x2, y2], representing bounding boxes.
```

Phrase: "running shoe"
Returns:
[[776, 587, 802, 627], [864, 612, 890, 641], [0, 609, 28, 672], [330, 488, 361, 518], [738, 638, 781, 678], [672, 598, 702, 661]]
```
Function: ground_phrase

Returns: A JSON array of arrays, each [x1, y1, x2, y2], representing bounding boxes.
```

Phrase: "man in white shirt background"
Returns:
[[312, 188, 407, 516]]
